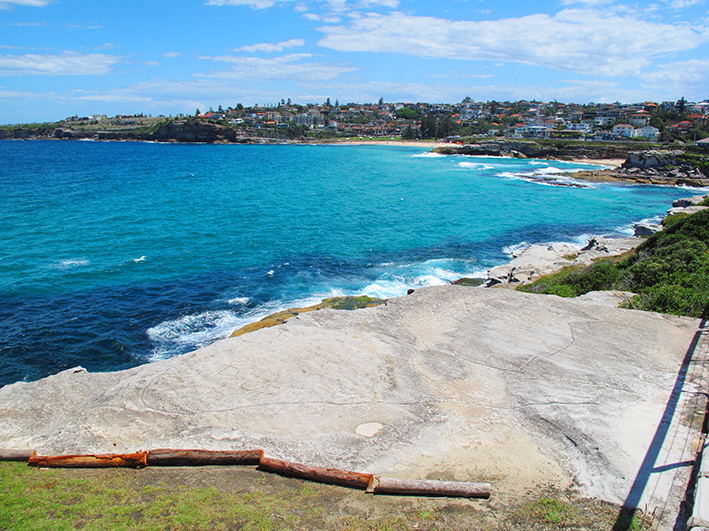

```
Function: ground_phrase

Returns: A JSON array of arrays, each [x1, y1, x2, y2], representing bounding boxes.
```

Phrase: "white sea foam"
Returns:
[[133, 256, 146, 262], [413, 152, 445, 158], [459, 161, 495, 170], [496, 170, 595, 189], [227, 297, 251, 306], [613, 215, 664, 237], [502, 241, 531, 256], [147, 310, 243, 361], [54, 258, 89, 269], [360, 258, 486, 298]]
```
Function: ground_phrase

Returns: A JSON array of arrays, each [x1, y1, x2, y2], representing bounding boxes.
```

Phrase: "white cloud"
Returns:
[[207, 0, 397, 9], [163, 52, 181, 58], [197, 53, 357, 81], [235, 39, 305, 53], [641, 58, 709, 97], [207, 0, 292, 7], [559, 0, 614, 4], [663, 0, 705, 8], [317, 9, 709, 77], [0, 0, 50, 8], [0, 52, 121, 76]]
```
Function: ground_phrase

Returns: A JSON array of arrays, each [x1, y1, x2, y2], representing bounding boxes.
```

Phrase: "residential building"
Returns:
[[613, 124, 637, 138], [637, 126, 660, 139]]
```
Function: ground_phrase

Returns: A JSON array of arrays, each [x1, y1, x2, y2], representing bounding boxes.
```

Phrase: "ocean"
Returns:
[[0, 140, 700, 386]]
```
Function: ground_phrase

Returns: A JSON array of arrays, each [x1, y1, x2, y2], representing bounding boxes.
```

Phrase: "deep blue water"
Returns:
[[0, 140, 700, 385]]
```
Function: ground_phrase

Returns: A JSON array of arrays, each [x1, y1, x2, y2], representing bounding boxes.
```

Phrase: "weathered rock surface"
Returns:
[[484, 236, 642, 287], [0, 286, 703, 528]]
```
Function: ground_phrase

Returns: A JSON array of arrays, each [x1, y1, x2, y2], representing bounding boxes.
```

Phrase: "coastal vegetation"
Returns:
[[519, 209, 709, 318]]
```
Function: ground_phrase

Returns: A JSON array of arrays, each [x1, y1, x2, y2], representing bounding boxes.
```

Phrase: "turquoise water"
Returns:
[[0, 140, 699, 385]]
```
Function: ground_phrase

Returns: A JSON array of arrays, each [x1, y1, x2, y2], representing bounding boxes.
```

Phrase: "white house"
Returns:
[[637, 126, 660, 140], [613, 124, 637, 138]]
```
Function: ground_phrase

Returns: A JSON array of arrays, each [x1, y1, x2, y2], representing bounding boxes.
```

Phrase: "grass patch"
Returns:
[[518, 209, 709, 318], [1, 463, 647, 530], [230, 295, 387, 337]]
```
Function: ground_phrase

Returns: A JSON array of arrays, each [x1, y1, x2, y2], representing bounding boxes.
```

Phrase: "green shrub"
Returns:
[[519, 210, 709, 317]]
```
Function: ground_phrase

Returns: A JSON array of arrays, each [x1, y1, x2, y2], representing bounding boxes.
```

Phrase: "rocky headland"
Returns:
[[433, 141, 709, 187], [482, 193, 708, 288]]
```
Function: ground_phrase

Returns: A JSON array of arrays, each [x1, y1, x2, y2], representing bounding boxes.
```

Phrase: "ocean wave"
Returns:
[[146, 310, 243, 361], [459, 161, 495, 170], [613, 215, 664, 237], [412, 152, 445, 158], [227, 296, 251, 306], [53, 258, 90, 269], [502, 241, 531, 256], [496, 170, 596, 189]]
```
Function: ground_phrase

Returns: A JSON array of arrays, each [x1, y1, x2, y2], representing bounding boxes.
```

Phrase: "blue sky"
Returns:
[[0, 0, 708, 123]]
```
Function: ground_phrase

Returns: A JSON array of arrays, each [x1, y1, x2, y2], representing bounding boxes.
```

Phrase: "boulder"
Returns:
[[634, 223, 663, 237]]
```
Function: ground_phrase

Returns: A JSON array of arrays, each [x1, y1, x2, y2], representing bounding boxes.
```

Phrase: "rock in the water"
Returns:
[[634, 223, 663, 237]]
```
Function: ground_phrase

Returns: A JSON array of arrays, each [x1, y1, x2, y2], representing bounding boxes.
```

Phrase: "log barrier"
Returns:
[[1, 448, 491, 499]]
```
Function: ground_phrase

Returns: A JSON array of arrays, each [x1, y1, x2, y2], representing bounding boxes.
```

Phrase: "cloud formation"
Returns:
[[235, 39, 305, 53], [207, 0, 398, 9], [0, 0, 50, 8], [198, 53, 357, 81], [0, 52, 121, 76], [317, 9, 709, 77]]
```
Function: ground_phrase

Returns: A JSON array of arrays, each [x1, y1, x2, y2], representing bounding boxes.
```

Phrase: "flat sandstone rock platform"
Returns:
[[0, 286, 704, 519]]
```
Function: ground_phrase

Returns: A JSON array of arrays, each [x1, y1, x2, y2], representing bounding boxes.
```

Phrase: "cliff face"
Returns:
[[0, 120, 247, 143], [151, 121, 238, 143]]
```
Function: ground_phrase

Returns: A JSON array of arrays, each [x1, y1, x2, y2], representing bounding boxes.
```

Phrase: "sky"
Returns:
[[0, 0, 708, 124]]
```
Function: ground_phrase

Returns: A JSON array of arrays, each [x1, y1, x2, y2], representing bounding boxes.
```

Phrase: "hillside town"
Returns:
[[3, 97, 709, 148], [188, 97, 709, 143]]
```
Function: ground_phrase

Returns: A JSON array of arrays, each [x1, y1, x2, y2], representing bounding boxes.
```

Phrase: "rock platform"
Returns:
[[1, 285, 704, 530]]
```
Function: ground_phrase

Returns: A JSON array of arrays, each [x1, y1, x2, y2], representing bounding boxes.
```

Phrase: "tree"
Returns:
[[325, 97, 331, 107], [218, 105, 224, 113], [378, 97, 384, 107], [420, 113, 437, 139], [678, 97, 687, 117], [236, 103, 244, 111], [195, 108, 201, 116], [437, 115, 459, 138], [395, 108, 419, 120], [335, 99, 339, 107], [402, 125, 416, 140]]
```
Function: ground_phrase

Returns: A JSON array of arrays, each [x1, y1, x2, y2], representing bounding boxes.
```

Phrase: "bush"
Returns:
[[519, 210, 709, 317]]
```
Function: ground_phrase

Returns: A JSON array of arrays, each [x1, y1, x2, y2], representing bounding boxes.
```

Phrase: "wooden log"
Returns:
[[0, 449, 34, 462], [147, 449, 263, 467], [366, 476, 491, 499], [257, 456, 373, 490], [28, 451, 148, 469]]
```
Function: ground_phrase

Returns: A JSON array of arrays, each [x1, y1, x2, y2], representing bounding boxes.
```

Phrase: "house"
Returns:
[[612, 124, 637, 138], [594, 116, 615, 127], [671, 121, 694, 135], [628, 112, 650, 127], [637, 126, 660, 140]]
